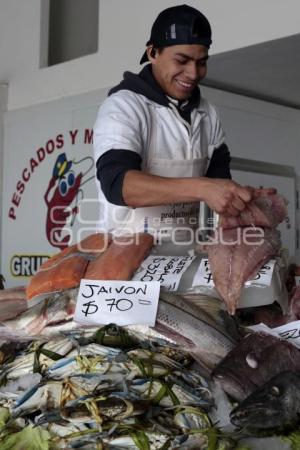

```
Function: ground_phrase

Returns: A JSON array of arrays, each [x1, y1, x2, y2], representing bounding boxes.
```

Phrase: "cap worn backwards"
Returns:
[[140, 4, 212, 64]]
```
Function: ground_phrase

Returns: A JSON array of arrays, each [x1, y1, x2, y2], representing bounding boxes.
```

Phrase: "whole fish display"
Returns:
[[212, 332, 300, 401], [156, 292, 238, 372], [0, 285, 27, 321], [230, 371, 300, 431], [219, 190, 288, 229], [206, 227, 281, 314], [2, 288, 78, 336]]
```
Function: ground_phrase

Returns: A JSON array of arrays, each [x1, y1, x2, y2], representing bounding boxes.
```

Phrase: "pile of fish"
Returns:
[[2, 187, 300, 448], [0, 325, 245, 449], [0, 289, 239, 377], [0, 229, 240, 375], [205, 189, 288, 314], [27, 232, 153, 301]]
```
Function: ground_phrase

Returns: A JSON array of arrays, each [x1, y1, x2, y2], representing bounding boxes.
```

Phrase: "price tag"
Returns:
[[192, 259, 214, 287], [133, 255, 195, 291], [74, 280, 160, 327], [248, 321, 300, 349], [192, 258, 276, 288], [244, 260, 276, 286]]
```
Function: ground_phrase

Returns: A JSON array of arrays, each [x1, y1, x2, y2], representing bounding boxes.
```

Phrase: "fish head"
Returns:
[[230, 371, 300, 430], [212, 369, 252, 402]]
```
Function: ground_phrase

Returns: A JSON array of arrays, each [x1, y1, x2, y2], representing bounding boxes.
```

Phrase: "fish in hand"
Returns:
[[206, 227, 281, 314]]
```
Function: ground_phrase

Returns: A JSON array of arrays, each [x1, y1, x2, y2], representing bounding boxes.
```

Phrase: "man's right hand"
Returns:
[[202, 178, 253, 216]]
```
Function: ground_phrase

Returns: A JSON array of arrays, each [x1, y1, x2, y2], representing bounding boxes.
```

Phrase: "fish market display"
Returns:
[[0, 325, 238, 449], [85, 232, 154, 280], [41, 232, 111, 269], [0, 289, 238, 376], [212, 332, 300, 401], [0, 285, 27, 321], [230, 371, 300, 431], [207, 228, 281, 314], [2, 288, 78, 336], [156, 292, 238, 372], [26, 233, 111, 300], [204, 189, 287, 314], [219, 190, 288, 229]]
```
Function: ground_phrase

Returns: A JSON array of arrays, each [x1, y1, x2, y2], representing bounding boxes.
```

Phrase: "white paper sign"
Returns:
[[244, 260, 276, 286], [192, 259, 214, 287], [295, 276, 300, 286], [248, 320, 300, 349], [74, 279, 160, 327], [133, 255, 195, 291], [192, 258, 276, 288]]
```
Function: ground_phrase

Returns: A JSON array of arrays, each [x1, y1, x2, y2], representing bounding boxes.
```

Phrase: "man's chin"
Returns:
[[168, 91, 192, 101]]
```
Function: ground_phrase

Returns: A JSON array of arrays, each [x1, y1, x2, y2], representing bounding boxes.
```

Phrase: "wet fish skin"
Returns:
[[212, 332, 300, 401], [0, 286, 27, 320], [207, 227, 281, 314], [156, 292, 237, 372], [230, 371, 300, 431]]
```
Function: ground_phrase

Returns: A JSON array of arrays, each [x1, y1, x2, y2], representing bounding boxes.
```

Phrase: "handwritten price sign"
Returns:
[[74, 280, 160, 327], [249, 321, 300, 349], [192, 258, 276, 288], [133, 255, 195, 291]]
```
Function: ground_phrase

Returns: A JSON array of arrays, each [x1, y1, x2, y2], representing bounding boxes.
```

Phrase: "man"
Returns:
[[94, 4, 252, 243]]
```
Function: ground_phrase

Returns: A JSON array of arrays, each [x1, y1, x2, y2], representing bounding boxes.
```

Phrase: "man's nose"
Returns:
[[185, 62, 198, 80]]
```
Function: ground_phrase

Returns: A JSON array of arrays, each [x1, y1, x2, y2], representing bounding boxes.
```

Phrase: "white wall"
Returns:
[[1, 0, 300, 110]]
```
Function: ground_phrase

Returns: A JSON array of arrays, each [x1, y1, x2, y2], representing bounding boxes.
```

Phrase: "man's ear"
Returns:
[[146, 45, 157, 63]]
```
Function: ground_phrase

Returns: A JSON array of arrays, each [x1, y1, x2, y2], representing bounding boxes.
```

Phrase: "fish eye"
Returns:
[[59, 179, 68, 196], [68, 171, 75, 187], [270, 385, 280, 396]]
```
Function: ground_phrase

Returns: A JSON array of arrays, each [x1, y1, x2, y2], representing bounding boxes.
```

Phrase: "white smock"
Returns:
[[93, 89, 225, 250]]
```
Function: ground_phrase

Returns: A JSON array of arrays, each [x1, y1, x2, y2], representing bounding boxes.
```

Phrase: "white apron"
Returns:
[[116, 106, 209, 246], [94, 91, 225, 247]]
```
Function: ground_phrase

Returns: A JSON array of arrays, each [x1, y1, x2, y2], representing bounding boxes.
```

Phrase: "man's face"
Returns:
[[148, 44, 209, 100]]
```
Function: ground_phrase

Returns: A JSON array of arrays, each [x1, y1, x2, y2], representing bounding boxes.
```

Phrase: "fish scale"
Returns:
[[155, 292, 237, 371]]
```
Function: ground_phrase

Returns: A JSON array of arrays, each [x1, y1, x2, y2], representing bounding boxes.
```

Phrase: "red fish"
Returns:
[[207, 228, 281, 314]]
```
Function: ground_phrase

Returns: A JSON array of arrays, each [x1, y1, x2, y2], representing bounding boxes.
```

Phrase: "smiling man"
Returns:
[[94, 4, 253, 243]]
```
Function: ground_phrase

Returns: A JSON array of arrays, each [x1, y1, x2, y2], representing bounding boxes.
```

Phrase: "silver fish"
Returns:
[[155, 292, 237, 372], [2, 288, 78, 336]]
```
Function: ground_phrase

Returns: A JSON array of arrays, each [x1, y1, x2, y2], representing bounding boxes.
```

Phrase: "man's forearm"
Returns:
[[122, 170, 253, 216], [123, 170, 213, 207]]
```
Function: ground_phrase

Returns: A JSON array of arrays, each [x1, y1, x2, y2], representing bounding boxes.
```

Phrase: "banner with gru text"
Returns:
[[1, 89, 107, 288]]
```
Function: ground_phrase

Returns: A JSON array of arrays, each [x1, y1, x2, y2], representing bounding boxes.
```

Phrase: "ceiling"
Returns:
[[204, 33, 300, 110]]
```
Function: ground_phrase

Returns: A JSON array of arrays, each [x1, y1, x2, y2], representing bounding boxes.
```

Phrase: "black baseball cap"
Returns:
[[140, 4, 212, 64]]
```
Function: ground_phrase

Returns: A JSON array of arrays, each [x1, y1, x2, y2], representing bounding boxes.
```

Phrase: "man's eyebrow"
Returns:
[[174, 52, 209, 61]]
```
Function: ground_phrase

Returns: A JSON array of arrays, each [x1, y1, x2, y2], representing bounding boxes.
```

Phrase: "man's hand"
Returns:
[[201, 179, 253, 216], [122, 170, 253, 215]]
